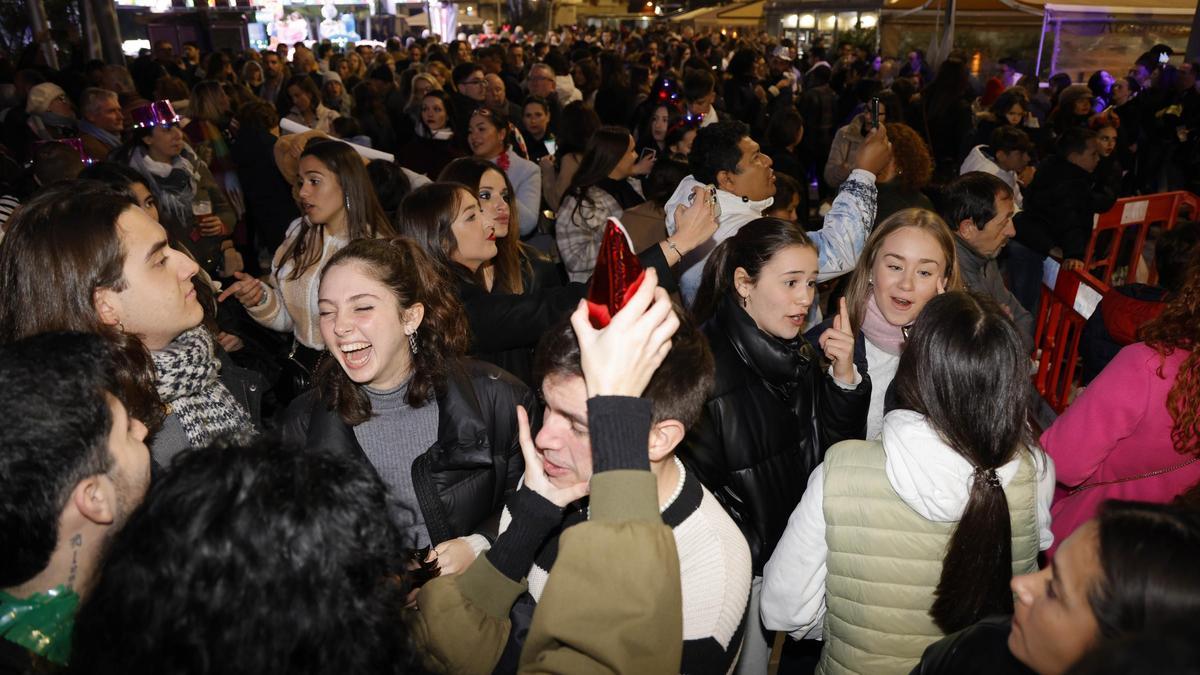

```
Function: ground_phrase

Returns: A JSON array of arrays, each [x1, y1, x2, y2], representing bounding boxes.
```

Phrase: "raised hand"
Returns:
[[217, 271, 266, 307], [853, 125, 893, 177], [818, 297, 857, 386], [669, 185, 718, 255], [568, 267, 680, 399]]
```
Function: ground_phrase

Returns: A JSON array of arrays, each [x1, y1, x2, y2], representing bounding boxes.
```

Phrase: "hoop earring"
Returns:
[[408, 330, 419, 355]]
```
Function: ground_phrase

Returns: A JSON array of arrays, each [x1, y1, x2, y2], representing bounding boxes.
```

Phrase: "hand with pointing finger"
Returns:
[[217, 271, 267, 307], [818, 297, 858, 386]]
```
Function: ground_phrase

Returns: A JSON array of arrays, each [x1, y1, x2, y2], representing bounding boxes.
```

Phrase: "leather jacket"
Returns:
[[681, 296, 871, 573], [281, 359, 533, 544]]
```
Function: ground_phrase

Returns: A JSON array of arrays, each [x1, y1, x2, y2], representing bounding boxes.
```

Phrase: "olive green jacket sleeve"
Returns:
[[414, 472, 683, 675]]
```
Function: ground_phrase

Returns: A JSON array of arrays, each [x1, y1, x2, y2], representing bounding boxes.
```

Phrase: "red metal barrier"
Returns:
[[1083, 191, 1198, 286], [1032, 266, 1109, 415]]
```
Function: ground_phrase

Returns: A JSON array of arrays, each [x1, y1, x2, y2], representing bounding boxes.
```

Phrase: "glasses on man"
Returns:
[[462, 78, 486, 87]]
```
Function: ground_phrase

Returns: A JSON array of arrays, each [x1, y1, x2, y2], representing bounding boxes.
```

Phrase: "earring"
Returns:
[[344, 194, 351, 213], [741, 295, 748, 308], [408, 329, 419, 355], [117, 321, 125, 333]]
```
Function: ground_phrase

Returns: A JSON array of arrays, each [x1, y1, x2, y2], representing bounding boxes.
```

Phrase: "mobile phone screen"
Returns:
[[870, 97, 881, 129], [544, 139, 557, 156]]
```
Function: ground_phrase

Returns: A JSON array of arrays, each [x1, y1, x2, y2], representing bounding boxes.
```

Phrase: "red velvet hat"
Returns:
[[586, 218, 646, 328]]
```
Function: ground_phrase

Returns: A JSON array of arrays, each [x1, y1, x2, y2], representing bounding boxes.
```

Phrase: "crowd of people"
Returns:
[[1, 23, 1199, 675]]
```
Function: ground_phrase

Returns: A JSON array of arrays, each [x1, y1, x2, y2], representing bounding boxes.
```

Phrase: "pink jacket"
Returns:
[[1041, 342, 1198, 557]]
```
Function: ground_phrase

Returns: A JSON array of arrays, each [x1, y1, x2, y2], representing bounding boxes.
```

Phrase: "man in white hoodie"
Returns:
[[666, 120, 892, 305], [959, 125, 1034, 209]]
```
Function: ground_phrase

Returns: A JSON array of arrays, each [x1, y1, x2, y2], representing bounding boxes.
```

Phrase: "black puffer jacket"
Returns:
[[681, 296, 871, 573], [281, 358, 532, 544], [910, 616, 1035, 675]]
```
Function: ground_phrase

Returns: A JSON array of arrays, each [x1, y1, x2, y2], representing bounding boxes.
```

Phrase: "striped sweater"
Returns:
[[496, 458, 753, 675]]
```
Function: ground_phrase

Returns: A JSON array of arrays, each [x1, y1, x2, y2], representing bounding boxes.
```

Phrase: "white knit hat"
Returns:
[[26, 82, 68, 115]]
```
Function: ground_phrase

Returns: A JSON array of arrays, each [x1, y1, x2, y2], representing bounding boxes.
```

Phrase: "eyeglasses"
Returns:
[[462, 78, 486, 86]]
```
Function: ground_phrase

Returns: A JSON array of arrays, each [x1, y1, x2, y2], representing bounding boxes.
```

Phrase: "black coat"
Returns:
[[459, 244, 677, 370], [280, 359, 532, 544], [1014, 154, 1116, 260], [230, 127, 300, 255], [910, 616, 1036, 675], [681, 296, 871, 573], [464, 247, 564, 387]]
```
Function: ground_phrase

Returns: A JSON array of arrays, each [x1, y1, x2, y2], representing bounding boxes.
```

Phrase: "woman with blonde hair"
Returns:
[[811, 208, 962, 438]]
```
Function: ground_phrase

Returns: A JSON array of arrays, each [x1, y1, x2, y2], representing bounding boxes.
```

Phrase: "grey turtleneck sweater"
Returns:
[[353, 381, 440, 547]]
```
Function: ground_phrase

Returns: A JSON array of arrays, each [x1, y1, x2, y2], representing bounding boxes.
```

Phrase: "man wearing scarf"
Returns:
[[24, 82, 77, 146], [78, 88, 124, 162], [0, 333, 152, 672]]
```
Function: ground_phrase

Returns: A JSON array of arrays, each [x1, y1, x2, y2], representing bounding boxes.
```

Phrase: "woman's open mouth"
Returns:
[[340, 341, 373, 369]]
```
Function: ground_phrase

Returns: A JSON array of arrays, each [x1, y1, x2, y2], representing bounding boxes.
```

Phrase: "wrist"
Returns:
[[587, 397, 653, 474]]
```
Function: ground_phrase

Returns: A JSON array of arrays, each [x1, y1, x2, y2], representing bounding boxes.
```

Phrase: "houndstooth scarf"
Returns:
[[152, 327, 255, 447]]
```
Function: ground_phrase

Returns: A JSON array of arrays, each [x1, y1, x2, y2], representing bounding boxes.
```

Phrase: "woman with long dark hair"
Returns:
[[439, 157, 559, 385], [397, 89, 465, 180], [684, 217, 870, 673], [637, 101, 678, 157], [556, 126, 650, 281], [283, 75, 340, 134], [1040, 248, 1200, 556], [396, 180, 718, 379], [280, 235, 530, 574], [220, 139, 394, 382], [762, 291, 1055, 675], [465, 107, 540, 237], [438, 157, 558, 296], [913, 500, 1200, 675]]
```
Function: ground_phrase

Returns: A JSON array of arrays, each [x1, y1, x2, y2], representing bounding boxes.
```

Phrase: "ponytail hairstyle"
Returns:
[[315, 237, 470, 425], [893, 291, 1033, 633], [279, 138, 395, 282], [438, 157, 530, 294], [692, 217, 817, 325], [0, 182, 165, 430]]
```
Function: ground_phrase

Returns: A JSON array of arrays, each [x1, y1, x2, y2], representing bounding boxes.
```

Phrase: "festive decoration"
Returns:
[[586, 219, 646, 329], [32, 138, 95, 165], [130, 100, 179, 130]]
